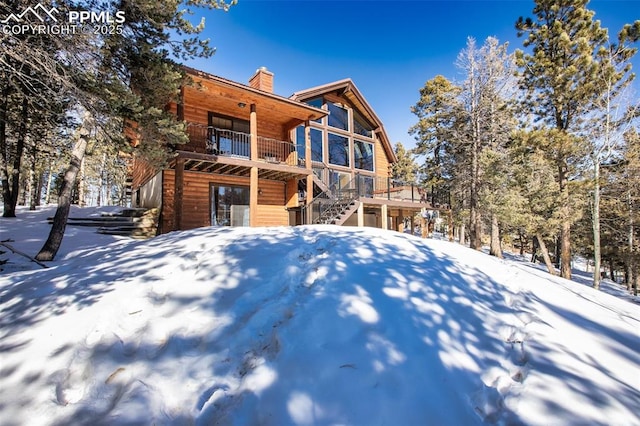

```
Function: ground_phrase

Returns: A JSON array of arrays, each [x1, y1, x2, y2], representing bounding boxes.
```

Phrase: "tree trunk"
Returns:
[[78, 155, 86, 207], [459, 223, 466, 246], [558, 164, 572, 280], [0, 83, 11, 215], [560, 222, 572, 279], [2, 96, 28, 217], [29, 141, 38, 210], [609, 258, 615, 281], [45, 164, 54, 205], [536, 234, 556, 276], [97, 151, 107, 206], [627, 191, 634, 293], [36, 124, 89, 261], [468, 50, 482, 251], [592, 161, 601, 289], [35, 168, 44, 208], [489, 213, 502, 258]]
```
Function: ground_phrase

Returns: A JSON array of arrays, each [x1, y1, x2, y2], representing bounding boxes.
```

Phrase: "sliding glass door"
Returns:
[[210, 185, 250, 226]]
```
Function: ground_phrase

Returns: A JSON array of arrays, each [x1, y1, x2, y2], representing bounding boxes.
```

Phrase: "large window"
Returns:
[[210, 185, 250, 226], [328, 102, 349, 131], [305, 98, 324, 123], [296, 126, 323, 163], [353, 110, 374, 138], [328, 133, 350, 167], [354, 140, 374, 171]]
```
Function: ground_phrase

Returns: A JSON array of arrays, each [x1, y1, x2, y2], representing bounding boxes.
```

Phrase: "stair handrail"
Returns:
[[301, 178, 342, 224], [313, 176, 361, 224]]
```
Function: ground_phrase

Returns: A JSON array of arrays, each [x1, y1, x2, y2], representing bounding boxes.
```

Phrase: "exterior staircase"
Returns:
[[315, 198, 360, 225], [304, 176, 361, 225], [49, 208, 159, 238], [312, 174, 332, 195]]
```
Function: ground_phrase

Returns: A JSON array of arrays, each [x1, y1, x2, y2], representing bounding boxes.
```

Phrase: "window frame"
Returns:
[[327, 131, 350, 168], [327, 102, 349, 132], [354, 139, 375, 172]]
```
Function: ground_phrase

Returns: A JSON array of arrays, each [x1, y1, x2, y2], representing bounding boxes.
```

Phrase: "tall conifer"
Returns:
[[515, 0, 611, 279]]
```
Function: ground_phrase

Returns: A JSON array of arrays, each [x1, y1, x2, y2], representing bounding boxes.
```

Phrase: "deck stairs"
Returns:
[[48, 208, 159, 238], [315, 198, 360, 225], [305, 175, 361, 225]]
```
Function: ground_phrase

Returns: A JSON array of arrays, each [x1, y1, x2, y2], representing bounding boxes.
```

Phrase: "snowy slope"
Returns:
[[0, 207, 639, 425]]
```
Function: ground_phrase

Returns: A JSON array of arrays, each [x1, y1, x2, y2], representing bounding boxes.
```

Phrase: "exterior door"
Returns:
[[210, 184, 250, 226]]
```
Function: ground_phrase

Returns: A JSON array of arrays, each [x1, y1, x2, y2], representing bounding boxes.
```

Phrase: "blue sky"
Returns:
[[188, 0, 639, 149]]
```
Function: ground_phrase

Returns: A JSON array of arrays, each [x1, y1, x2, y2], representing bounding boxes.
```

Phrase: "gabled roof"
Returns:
[[291, 79, 397, 163]]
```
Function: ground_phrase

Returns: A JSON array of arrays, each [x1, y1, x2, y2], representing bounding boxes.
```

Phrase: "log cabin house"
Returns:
[[130, 66, 449, 234]]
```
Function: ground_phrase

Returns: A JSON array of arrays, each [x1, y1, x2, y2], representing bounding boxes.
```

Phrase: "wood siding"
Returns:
[[161, 170, 289, 232], [374, 135, 391, 179], [132, 155, 160, 190]]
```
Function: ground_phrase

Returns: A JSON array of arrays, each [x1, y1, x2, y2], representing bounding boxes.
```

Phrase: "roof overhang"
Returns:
[[183, 67, 327, 129]]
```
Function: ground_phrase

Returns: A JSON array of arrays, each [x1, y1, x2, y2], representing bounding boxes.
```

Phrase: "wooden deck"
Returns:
[[172, 150, 312, 181]]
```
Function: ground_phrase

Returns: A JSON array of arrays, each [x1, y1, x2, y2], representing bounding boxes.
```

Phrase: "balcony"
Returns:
[[185, 124, 301, 167]]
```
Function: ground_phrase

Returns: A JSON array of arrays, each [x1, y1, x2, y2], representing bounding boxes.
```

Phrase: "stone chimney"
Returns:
[[249, 67, 274, 93]]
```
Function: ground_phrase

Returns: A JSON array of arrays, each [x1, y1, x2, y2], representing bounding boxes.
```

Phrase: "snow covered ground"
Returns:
[[1, 206, 639, 425]]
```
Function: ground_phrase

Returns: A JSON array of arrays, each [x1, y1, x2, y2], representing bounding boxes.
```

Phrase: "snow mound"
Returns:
[[1, 224, 639, 425]]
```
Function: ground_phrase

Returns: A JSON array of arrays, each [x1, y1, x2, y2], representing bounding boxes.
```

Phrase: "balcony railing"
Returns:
[[185, 124, 300, 167], [257, 135, 299, 166]]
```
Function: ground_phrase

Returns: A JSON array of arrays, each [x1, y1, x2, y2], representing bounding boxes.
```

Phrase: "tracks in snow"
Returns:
[[472, 265, 536, 424]]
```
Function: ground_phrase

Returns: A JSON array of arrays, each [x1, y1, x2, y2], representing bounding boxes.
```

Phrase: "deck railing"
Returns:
[[185, 124, 300, 166], [301, 175, 450, 224], [362, 176, 450, 208], [257, 135, 299, 166]]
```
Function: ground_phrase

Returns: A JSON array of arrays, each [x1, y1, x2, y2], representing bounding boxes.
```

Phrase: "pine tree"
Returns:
[[34, 0, 235, 261], [586, 21, 639, 289], [515, 0, 612, 279], [410, 75, 462, 226], [457, 37, 516, 254], [391, 142, 418, 182], [598, 129, 640, 295], [510, 129, 566, 275]]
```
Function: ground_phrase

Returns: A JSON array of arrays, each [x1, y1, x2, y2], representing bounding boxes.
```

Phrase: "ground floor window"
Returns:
[[210, 184, 250, 226]]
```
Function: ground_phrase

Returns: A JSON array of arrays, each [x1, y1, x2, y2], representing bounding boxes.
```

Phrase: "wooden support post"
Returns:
[[381, 204, 388, 230], [305, 122, 313, 225], [250, 104, 258, 161], [398, 209, 404, 232], [249, 104, 258, 227], [174, 157, 184, 231], [250, 167, 258, 227], [357, 202, 364, 227]]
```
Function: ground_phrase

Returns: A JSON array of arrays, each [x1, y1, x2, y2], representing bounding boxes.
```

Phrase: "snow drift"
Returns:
[[1, 217, 639, 425]]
